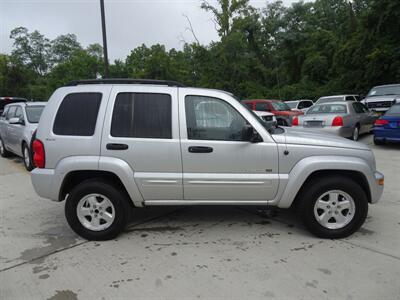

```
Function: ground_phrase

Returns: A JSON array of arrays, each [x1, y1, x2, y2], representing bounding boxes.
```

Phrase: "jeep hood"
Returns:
[[272, 127, 370, 150], [364, 95, 399, 102]]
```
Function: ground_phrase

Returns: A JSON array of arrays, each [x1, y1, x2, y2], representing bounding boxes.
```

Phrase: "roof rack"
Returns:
[[65, 78, 186, 87]]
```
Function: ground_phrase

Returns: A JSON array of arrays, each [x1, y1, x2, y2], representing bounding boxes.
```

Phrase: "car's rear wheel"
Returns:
[[0, 137, 11, 157], [373, 137, 384, 145], [351, 125, 360, 141], [65, 180, 132, 241], [22, 143, 34, 171], [297, 176, 368, 238]]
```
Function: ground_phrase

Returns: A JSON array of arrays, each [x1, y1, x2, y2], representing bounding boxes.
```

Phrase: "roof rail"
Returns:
[[65, 78, 186, 87]]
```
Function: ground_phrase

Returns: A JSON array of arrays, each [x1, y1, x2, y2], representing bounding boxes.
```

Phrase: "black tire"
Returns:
[[351, 124, 360, 141], [0, 137, 11, 158], [22, 143, 34, 171], [65, 179, 132, 241], [373, 138, 384, 145], [297, 176, 368, 239]]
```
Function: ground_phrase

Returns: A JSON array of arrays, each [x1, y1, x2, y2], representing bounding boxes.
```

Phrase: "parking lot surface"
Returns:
[[1, 135, 399, 300]]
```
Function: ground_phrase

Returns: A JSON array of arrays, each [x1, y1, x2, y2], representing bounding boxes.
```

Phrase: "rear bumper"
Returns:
[[370, 171, 384, 204], [374, 127, 400, 142], [31, 168, 60, 201]]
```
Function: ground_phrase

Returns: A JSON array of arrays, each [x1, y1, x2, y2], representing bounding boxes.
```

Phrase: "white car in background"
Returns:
[[286, 100, 314, 112], [316, 95, 360, 105], [254, 111, 277, 127]]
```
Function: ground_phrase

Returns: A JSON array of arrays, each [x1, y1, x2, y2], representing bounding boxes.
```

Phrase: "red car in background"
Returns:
[[242, 99, 304, 126]]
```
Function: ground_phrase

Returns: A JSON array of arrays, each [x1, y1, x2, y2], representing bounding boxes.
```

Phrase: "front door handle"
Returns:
[[188, 146, 213, 153], [106, 143, 129, 150]]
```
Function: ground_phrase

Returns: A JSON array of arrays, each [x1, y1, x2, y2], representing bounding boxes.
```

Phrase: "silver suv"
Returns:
[[0, 102, 46, 170], [31, 79, 384, 240]]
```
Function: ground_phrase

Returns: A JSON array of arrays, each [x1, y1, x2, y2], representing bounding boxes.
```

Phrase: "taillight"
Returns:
[[292, 116, 299, 126], [32, 139, 45, 168], [374, 119, 389, 126], [332, 116, 343, 126]]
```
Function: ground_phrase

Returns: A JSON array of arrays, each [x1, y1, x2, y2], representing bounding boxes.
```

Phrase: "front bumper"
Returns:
[[370, 171, 384, 204]]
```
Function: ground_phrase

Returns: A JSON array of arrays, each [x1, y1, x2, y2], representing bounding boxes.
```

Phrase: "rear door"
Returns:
[[101, 86, 182, 200], [179, 89, 279, 201], [352, 102, 369, 133]]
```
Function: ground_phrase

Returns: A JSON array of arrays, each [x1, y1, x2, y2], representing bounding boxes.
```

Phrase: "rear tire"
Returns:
[[0, 137, 11, 158], [373, 137, 384, 145], [351, 125, 360, 141], [297, 176, 368, 239], [65, 179, 132, 241], [22, 143, 34, 171]]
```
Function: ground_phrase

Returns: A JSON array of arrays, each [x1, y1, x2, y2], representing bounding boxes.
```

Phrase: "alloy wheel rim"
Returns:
[[23, 147, 30, 167], [313, 190, 355, 230], [76, 193, 115, 231]]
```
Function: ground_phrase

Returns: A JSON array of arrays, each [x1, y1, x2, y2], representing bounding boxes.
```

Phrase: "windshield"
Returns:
[[367, 85, 400, 97], [25, 106, 44, 123], [317, 97, 343, 104], [307, 104, 347, 114], [385, 104, 400, 116], [240, 102, 275, 134], [286, 102, 297, 109], [271, 101, 291, 111]]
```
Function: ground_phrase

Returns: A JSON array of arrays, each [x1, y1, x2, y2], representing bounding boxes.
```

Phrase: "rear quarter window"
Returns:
[[53, 93, 102, 136]]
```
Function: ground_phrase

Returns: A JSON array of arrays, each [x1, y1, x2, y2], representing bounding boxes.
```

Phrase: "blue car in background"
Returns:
[[373, 103, 400, 145]]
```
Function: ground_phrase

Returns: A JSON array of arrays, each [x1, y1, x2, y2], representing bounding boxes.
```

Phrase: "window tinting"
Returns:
[[111, 93, 172, 139], [185, 95, 247, 141], [6, 106, 16, 120], [255, 102, 270, 111], [352, 102, 365, 114], [14, 107, 24, 121], [53, 93, 102, 136], [26, 106, 44, 123]]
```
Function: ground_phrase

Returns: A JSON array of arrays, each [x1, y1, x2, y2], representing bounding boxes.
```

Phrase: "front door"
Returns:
[[101, 86, 183, 200], [179, 89, 279, 201]]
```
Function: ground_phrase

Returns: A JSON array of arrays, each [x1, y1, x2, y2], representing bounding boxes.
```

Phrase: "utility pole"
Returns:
[[100, 0, 110, 78]]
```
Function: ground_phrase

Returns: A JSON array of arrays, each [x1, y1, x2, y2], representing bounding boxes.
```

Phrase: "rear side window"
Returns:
[[255, 102, 270, 111], [111, 93, 172, 139], [6, 106, 16, 120], [53, 93, 102, 136]]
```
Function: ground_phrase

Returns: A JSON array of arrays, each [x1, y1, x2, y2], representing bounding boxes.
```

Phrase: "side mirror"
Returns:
[[9, 117, 24, 125], [242, 125, 262, 143]]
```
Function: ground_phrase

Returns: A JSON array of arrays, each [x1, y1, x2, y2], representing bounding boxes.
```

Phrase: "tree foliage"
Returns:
[[1, 0, 399, 101]]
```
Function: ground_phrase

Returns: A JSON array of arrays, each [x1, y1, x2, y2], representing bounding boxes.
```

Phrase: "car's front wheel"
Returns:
[[65, 180, 132, 241], [297, 176, 368, 239]]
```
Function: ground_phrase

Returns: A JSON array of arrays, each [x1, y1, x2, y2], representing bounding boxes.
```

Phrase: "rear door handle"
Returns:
[[188, 146, 213, 153], [106, 143, 129, 150]]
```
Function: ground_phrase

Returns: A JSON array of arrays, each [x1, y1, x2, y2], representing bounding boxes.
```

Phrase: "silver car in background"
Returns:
[[292, 101, 378, 140], [285, 99, 314, 112], [254, 110, 277, 127], [0, 102, 46, 171]]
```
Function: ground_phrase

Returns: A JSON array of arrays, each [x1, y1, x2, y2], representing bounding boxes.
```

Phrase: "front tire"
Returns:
[[22, 143, 34, 171], [297, 176, 368, 239], [65, 180, 132, 241]]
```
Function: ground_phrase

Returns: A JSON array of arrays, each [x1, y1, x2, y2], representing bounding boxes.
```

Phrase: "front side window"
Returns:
[[301, 101, 313, 109], [111, 93, 172, 139], [53, 93, 102, 136], [185, 95, 247, 141], [14, 107, 24, 121], [286, 102, 298, 109]]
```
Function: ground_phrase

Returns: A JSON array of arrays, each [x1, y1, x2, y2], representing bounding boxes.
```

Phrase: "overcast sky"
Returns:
[[1, 0, 301, 61]]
